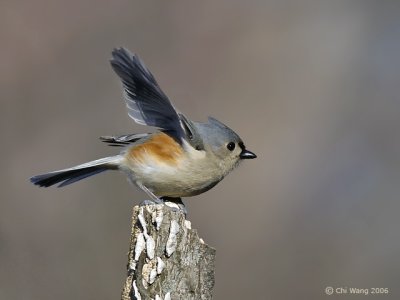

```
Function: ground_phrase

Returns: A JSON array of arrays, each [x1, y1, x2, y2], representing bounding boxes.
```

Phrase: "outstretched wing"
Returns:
[[110, 47, 184, 139]]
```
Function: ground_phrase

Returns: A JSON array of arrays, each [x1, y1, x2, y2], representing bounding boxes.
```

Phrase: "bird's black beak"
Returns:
[[240, 149, 257, 159]]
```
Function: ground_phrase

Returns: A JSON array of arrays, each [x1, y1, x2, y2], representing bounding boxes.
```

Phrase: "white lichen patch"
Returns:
[[146, 236, 155, 259], [184, 220, 192, 229], [142, 264, 151, 289], [155, 295, 162, 300], [166, 220, 180, 257], [151, 206, 164, 230], [149, 268, 157, 284], [138, 208, 148, 236], [199, 238, 204, 244], [142, 259, 158, 286], [164, 292, 171, 300], [132, 280, 141, 300], [135, 233, 146, 260], [156, 257, 165, 274], [164, 201, 180, 211], [129, 260, 137, 271], [138, 207, 156, 259]]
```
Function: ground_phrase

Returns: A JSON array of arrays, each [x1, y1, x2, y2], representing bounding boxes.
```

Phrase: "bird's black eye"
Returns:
[[227, 142, 235, 151]]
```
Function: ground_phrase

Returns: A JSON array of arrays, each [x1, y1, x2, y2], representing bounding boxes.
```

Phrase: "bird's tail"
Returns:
[[30, 155, 123, 188]]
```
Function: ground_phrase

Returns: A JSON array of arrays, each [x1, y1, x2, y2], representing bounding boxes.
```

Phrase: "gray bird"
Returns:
[[30, 48, 256, 207]]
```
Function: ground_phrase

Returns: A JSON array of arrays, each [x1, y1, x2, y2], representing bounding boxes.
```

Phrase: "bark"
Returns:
[[121, 204, 216, 300]]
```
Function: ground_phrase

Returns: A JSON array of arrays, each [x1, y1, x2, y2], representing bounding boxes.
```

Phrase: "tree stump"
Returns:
[[121, 204, 216, 300]]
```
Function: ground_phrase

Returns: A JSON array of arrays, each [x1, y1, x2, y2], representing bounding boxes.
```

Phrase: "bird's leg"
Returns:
[[137, 182, 163, 205], [136, 181, 187, 215], [139, 199, 160, 206], [161, 197, 188, 216]]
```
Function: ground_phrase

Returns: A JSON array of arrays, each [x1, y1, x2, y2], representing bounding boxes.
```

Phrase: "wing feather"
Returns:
[[110, 48, 184, 138], [99, 133, 149, 146]]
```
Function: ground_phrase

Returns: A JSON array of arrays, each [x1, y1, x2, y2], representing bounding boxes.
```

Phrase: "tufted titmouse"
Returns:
[[30, 47, 256, 205]]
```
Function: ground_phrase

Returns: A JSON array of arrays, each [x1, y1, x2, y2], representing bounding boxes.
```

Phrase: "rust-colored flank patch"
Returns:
[[128, 132, 183, 165]]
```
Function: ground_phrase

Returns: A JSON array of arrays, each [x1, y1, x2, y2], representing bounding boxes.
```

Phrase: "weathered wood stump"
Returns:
[[121, 204, 216, 300]]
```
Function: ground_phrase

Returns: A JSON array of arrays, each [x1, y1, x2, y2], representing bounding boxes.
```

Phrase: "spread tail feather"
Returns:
[[30, 156, 122, 188]]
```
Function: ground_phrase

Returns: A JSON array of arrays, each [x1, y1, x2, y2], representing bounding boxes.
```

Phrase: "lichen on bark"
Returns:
[[121, 204, 216, 300]]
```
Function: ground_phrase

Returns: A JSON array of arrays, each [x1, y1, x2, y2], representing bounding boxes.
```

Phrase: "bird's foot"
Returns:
[[139, 199, 163, 206], [161, 197, 188, 216]]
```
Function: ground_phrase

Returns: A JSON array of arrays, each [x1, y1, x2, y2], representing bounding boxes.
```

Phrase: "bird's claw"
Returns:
[[161, 197, 188, 216], [139, 197, 187, 216]]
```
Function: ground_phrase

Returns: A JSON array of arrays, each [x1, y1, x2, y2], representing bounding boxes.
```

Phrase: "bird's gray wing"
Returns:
[[99, 133, 150, 147], [110, 47, 186, 141]]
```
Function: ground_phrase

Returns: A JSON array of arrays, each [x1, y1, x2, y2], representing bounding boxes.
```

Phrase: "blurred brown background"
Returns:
[[1, 1, 400, 299]]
